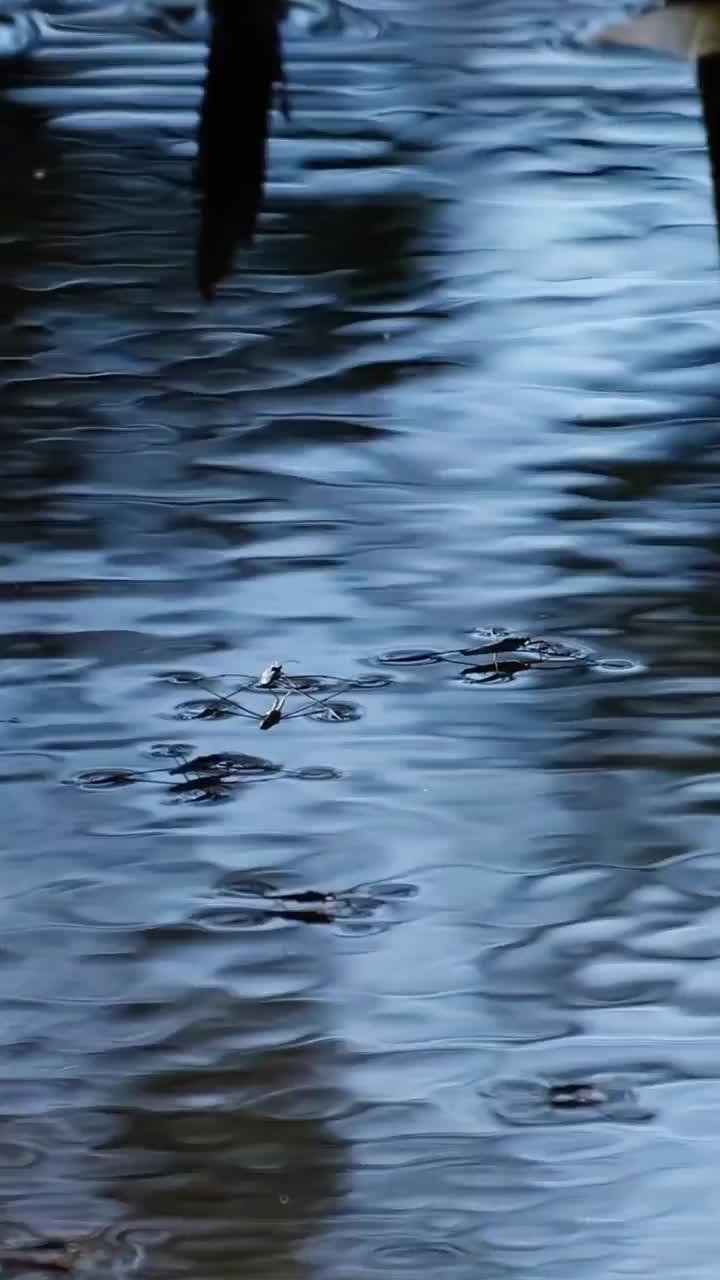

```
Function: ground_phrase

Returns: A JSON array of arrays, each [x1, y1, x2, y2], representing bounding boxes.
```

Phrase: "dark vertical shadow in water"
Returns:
[[195, 1, 286, 299], [103, 973, 350, 1280]]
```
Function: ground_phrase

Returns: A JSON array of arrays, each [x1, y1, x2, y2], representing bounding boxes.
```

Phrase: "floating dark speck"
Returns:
[[487, 1075, 653, 1124], [547, 1082, 609, 1109]]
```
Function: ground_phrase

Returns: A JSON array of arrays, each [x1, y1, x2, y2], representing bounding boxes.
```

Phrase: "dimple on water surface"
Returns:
[[1, 1, 720, 1277]]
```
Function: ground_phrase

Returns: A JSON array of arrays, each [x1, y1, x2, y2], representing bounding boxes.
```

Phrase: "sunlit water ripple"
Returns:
[[1, 1, 720, 1277]]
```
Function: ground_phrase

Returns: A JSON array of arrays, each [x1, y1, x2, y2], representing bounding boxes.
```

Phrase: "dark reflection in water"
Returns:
[[107, 957, 352, 1280], [4, 3, 720, 1280]]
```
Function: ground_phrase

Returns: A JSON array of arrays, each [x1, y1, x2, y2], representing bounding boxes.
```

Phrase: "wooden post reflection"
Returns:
[[195, 1, 287, 299]]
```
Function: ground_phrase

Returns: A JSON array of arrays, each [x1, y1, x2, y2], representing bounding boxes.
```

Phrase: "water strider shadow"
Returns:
[[194, 871, 418, 930]]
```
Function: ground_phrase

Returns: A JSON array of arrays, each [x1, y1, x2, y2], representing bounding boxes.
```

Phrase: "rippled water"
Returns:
[[2, 1, 720, 1277]]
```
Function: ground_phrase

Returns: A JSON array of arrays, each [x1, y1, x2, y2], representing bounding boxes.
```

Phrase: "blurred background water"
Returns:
[[1, 1, 720, 1277]]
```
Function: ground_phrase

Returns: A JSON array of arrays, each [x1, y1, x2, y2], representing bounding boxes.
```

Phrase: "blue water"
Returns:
[[1, 2, 720, 1277]]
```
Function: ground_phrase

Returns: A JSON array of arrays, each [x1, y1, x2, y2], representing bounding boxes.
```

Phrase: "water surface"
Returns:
[[1, 2, 720, 1278]]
